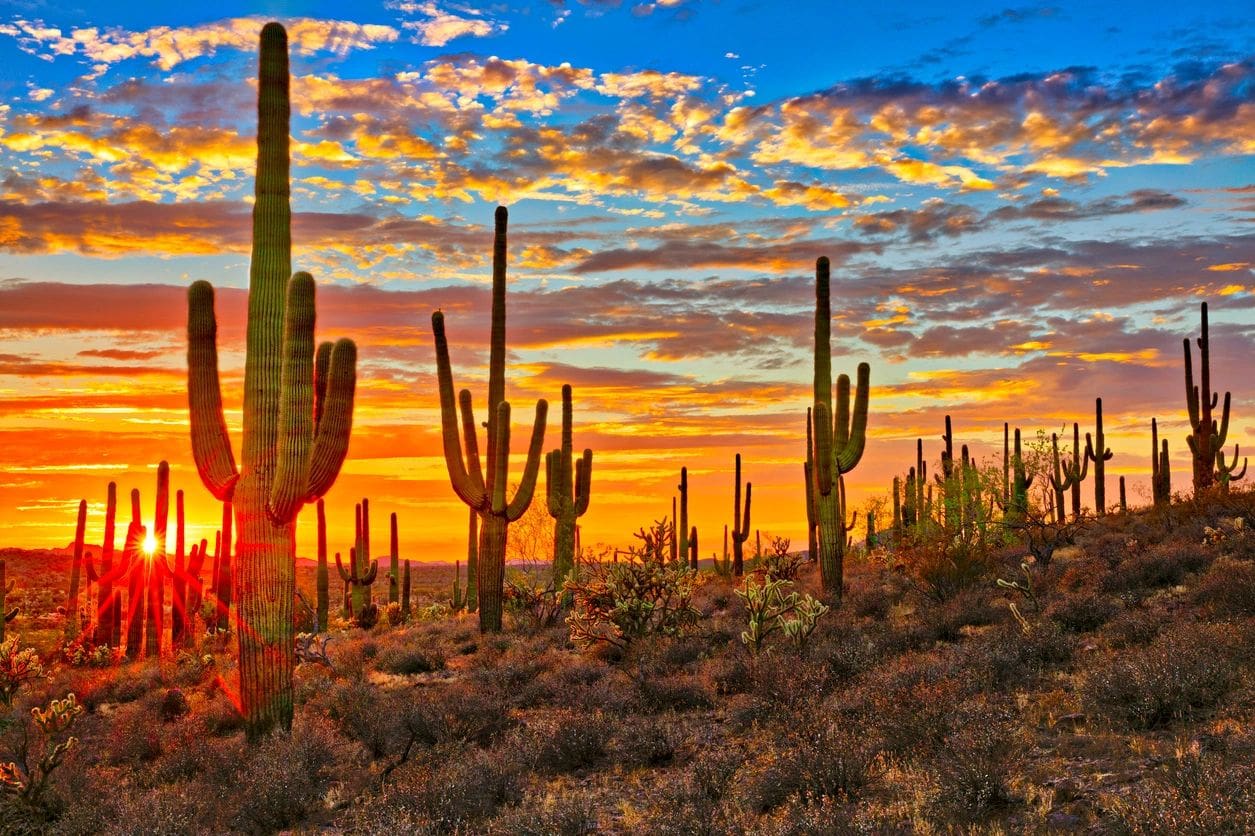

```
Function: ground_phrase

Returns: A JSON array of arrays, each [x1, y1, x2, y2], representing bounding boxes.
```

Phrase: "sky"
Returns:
[[0, 0, 1252, 561]]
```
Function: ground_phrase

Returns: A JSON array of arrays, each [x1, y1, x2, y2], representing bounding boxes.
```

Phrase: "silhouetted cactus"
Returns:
[[546, 384, 592, 589], [1151, 418, 1171, 508], [389, 513, 400, 605], [1, 561, 17, 642], [465, 508, 478, 613], [1119, 476, 1128, 513], [357, 500, 373, 609], [65, 499, 87, 641], [451, 560, 466, 613], [1085, 398, 1114, 516], [123, 492, 146, 660], [316, 499, 329, 632], [892, 475, 902, 535], [677, 467, 690, 567], [804, 409, 817, 561], [432, 207, 548, 633], [401, 560, 412, 619], [1217, 444, 1247, 494], [1059, 422, 1089, 520], [143, 461, 170, 659], [1184, 302, 1234, 494], [1009, 428, 1033, 518], [731, 454, 751, 577], [688, 526, 698, 568], [808, 257, 870, 598]]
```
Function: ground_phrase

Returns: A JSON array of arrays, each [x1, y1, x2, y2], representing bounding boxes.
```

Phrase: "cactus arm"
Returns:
[[305, 338, 357, 500], [505, 400, 550, 522], [457, 389, 486, 498], [432, 311, 487, 509], [1184, 337, 1200, 429], [574, 449, 592, 517], [335, 552, 351, 583], [313, 340, 332, 430], [187, 281, 240, 501], [834, 374, 850, 451], [1218, 444, 1247, 481], [270, 272, 315, 523], [835, 362, 871, 473], [1214, 391, 1231, 449], [361, 561, 378, 585]]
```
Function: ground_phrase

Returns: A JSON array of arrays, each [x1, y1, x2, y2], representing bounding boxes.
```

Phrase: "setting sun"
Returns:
[[143, 532, 156, 557]]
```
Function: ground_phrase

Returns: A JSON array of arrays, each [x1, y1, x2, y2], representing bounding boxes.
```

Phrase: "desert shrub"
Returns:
[[375, 643, 445, 676], [384, 601, 404, 627], [611, 717, 681, 767], [759, 536, 806, 581], [741, 722, 883, 812], [1104, 608, 1163, 648], [325, 679, 395, 758], [933, 700, 1018, 817], [845, 580, 894, 619], [1048, 590, 1119, 633], [808, 627, 880, 682], [1192, 557, 1255, 617], [228, 718, 339, 833], [1083, 622, 1244, 729], [202, 690, 245, 736], [969, 622, 1073, 689], [919, 587, 1001, 642], [504, 575, 565, 629], [871, 670, 964, 758], [104, 703, 163, 765], [156, 687, 190, 721], [565, 554, 700, 650], [346, 744, 523, 832], [152, 719, 246, 786], [490, 791, 599, 835], [355, 603, 380, 630], [0, 693, 82, 817], [437, 680, 518, 745], [97, 782, 215, 836], [740, 654, 834, 723], [498, 709, 610, 774], [900, 529, 996, 602], [636, 670, 714, 713], [1102, 744, 1255, 835], [1102, 540, 1213, 598]]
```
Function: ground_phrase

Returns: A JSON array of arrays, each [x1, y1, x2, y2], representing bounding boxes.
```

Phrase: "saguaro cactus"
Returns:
[[1060, 422, 1089, 519], [546, 384, 592, 589], [431, 205, 548, 633], [316, 500, 329, 632], [1085, 398, 1114, 516], [401, 560, 412, 619], [678, 467, 690, 566], [186, 23, 357, 738], [65, 499, 87, 641], [336, 547, 377, 623], [388, 512, 400, 604], [1184, 302, 1234, 494], [1009, 428, 1033, 518], [804, 409, 817, 561], [1217, 445, 1247, 493], [465, 508, 478, 613], [123, 491, 146, 660], [87, 483, 118, 646], [1, 561, 18, 642], [1151, 418, 1171, 508], [808, 257, 870, 598], [731, 453, 751, 577]]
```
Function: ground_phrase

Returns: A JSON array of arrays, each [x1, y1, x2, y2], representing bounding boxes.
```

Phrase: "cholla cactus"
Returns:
[[0, 693, 83, 806], [0, 637, 44, 706], [736, 576, 829, 655]]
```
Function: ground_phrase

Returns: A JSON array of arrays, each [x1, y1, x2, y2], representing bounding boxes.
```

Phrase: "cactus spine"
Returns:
[[808, 257, 870, 598], [546, 384, 592, 589], [316, 499, 329, 632], [731, 454, 751, 577], [1184, 302, 1234, 494], [185, 23, 358, 737], [432, 207, 548, 633], [1085, 398, 1113, 516], [1, 561, 18, 642]]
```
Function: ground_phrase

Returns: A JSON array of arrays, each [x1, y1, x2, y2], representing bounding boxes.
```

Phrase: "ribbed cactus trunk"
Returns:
[[172, 490, 187, 649], [432, 207, 547, 633], [213, 501, 233, 636], [546, 384, 592, 589], [1, 561, 15, 643], [66, 499, 86, 641], [465, 508, 478, 613], [401, 560, 411, 619], [359, 499, 373, 609], [186, 24, 356, 740], [677, 467, 689, 565], [316, 500, 329, 632], [808, 257, 869, 599], [1151, 418, 1171, 507], [144, 462, 169, 659]]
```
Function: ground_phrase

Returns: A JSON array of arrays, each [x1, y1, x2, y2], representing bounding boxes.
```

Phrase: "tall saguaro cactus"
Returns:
[[546, 384, 592, 588], [1085, 398, 1114, 516], [432, 207, 549, 633], [0, 561, 17, 642], [677, 467, 690, 566], [808, 257, 870, 598], [185, 23, 357, 739], [731, 453, 751, 577], [1151, 418, 1171, 508], [1184, 302, 1234, 494], [388, 512, 400, 604], [316, 500, 329, 632], [65, 499, 87, 641]]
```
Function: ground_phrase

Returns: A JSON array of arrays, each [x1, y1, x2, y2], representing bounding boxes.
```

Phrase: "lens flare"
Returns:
[[143, 533, 156, 557]]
